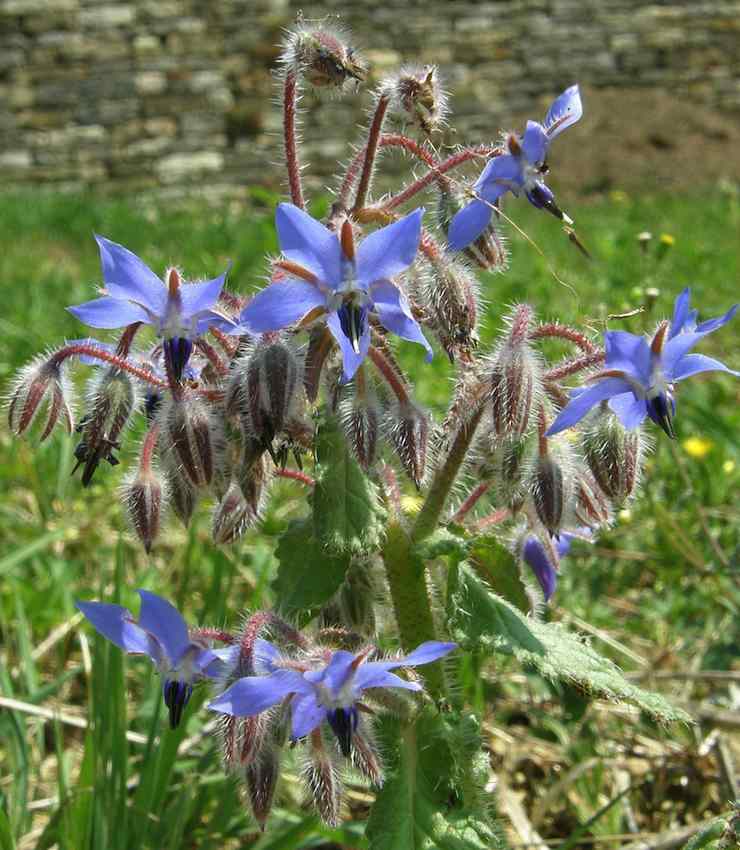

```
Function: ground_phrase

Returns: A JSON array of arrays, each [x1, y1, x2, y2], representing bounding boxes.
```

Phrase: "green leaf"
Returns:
[[312, 416, 384, 555], [681, 817, 727, 850], [0, 808, 15, 850], [414, 528, 469, 563], [366, 709, 505, 850], [468, 534, 531, 614], [448, 565, 691, 724], [272, 519, 351, 626]]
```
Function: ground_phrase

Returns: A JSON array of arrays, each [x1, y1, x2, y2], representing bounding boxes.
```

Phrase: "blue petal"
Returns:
[[694, 303, 738, 336], [290, 692, 327, 740], [75, 600, 153, 656], [668, 287, 692, 339], [671, 353, 740, 382], [546, 377, 635, 436], [275, 203, 342, 289], [326, 310, 370, 383], [353, 666, 423, 692], [371, 280, 433, 361], [521, 121, 548, 165], [179, 272, 228, 319], [661, 332, 703, 377], [253, 638, 281, 675], [543, 85, 583, 139], [194, 309, 239, 336], [240, 279, 327, 333], [95, 235, 166, 314], [356, 208, 424, 289], [522, 537, 558, 601], [68, 297, 152, 329], [604, 331, 651, 384], [137, 590, 190, 666], [446, 200, 494, 252], [355, 641, 457, 688], [208, 669, 307, 716], [474, 153, 521, 191], [608, 392, 648, 429], [307, 650, 357, 693]]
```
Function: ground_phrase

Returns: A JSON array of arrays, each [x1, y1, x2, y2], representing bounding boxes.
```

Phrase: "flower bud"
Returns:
[[212, 480, 256, 545], [387, 400, 429, 489], [421, 256, 480, 362], [350, 729, 383, 785], [303, 731, 342, 826], [228, 339, 302, 455], [304, 325, 333, 403], [437, 188, 508, 272], [159, 392, 218, 488], [487, 305, 542, 438], [121, 466, 167, 553], [74, 367, 138, 486], [580, 413, 646, 505], [7, 355, 74, 441], [283, 21, 366, 89], [572, 467, 612, 529], [489, 434, 532, 508], [245, 745, 280, 829], [163, 458, 198, 527], [379, 65, 447, 134], [339, 389, 381, 472], [530, 451, 571, 537], [520, 533, 560, 601]]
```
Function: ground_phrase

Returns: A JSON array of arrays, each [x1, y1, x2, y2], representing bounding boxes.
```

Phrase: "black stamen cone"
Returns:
[[327, 707, 358, 757], [164, 336, 193, 384], [647, 394, 676, 439], [338, 304, 366, 355], [163, 679, 193, 729]]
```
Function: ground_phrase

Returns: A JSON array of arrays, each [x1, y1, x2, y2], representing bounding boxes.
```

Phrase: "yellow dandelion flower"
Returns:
[[682, 436, 713, 459]]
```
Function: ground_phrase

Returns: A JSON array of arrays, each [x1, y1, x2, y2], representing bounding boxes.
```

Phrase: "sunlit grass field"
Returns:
[[0, 188, 738, 849]]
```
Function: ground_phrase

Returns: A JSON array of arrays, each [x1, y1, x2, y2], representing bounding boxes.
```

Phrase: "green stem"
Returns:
[[412, 406, 484, 543], [382, 522, 444, 699]]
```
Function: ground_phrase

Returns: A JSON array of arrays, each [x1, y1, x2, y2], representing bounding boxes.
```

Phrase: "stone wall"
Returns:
[[1, 0, 739, 197]]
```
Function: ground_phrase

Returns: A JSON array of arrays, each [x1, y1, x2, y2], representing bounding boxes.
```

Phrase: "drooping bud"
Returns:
[[379, 65, 448, 134], [339, 381, 381, 471], [350, 728, 383, 785], [282, 20, 366, 89], [487, 305, 542, 439], [304, 325, 334, 403], [519, 533, 561, 602], [245, 745, 281, 829], [7, 354, 74, 441], [387, 400, 430, 489], [212, 479, 259, 545], [572, 467, 612, 529], [488, 434, 532, 509], [303, 729, 343, 826], [580, 410, 646, 505], [159, 391, 218, 488], [122, 430, 167, 552], [73, 367, 138, 486], [421, 255, 480, 361], [163, 457, 198, 527], [530, 448, 572, 537], [437, 186, 508, 272], [228, 338, 302, 459]]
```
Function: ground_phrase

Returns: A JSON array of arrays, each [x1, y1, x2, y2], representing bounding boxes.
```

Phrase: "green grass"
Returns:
[[0, 188, 738, 849]]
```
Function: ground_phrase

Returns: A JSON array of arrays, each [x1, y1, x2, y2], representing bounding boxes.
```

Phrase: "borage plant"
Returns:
[[9, 17, 738, 846]]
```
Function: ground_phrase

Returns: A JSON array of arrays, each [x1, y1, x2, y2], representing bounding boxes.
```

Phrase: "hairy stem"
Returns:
[[530, 322, 597, 353], [368, 345, 409, 404], [545, 350, 605, 381], [274, 468, 315, 487], [450, 481, 491, 524], [283, 70, 305, 209]]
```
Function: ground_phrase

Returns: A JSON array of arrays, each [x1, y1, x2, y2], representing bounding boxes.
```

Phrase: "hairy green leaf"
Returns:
[[272, 519, 350, 626], [312, 416, 385, 554], [468, 534, 531, 613], [448, 565, 691, 723]]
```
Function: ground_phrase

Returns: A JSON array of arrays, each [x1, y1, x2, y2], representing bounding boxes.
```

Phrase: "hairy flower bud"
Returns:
[[282, 21, 366, 89], [321, 559, 377, 633], [350, 729, 384, 785], [380, 65, 447, 134], [74, 367, 138, 486], [303, 731, 343, 826], [487, 306, 542, 438], [229, 339, 302, 458], [159, 391, 218, 488], [339, 388, 380, 471], [387, 400, 429, 489], [437, 188, 508, 272], [121, 465, 167, 553], [212, 480, 257, 545], [7, 355, 74, 441], [530, 449, 572, 537], [304, 325, 334, 403], [245, 744, 281, 829], [163, 457, 198, 527], [422, 256, 480, 362], [572, 467, 612, 529], [580, 412, 646, 505], [489, 435, 532, 508]]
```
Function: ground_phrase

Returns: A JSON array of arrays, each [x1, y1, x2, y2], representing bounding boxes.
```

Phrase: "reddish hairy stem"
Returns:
[[193, 628, 236, 644], [51, 343, 168, 388], [116, 322, 143, 357], [195, 338, 229, 376], [450, 481, 492, 524], [384, 145, 498, 211], [283, 70, 305, 209], [239, 611, 307, 668], [380, 463, 403, 518], [274, 468, 315, 487], [352, 96, 390, 214], [368, 345, 409, 404], [471, 507, 511, 533], [139, 423, 160, 472], [530, 323, 597, 353], [545, 350, 606, 382], [538, 406, 548, 455], [209, 327, 239, 358]]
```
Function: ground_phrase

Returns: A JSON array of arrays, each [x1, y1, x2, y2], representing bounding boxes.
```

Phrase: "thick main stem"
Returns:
[[382, 522, 444, 698]]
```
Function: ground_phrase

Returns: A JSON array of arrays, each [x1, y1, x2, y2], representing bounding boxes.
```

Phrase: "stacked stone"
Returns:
[[0, 0, 738, 196]]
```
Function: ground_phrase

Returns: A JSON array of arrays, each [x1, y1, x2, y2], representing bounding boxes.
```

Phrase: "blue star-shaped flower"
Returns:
[[447, 85, 583, 251], [547, 288, 738, 438], [68, 236, 231, 380], [238, 204, 433, 382], [208, 640, 456, 756], [76, 590, 234, 728]]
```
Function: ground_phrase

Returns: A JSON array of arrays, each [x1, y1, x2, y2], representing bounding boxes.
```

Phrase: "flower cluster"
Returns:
[[77, 591, 455, 826]]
